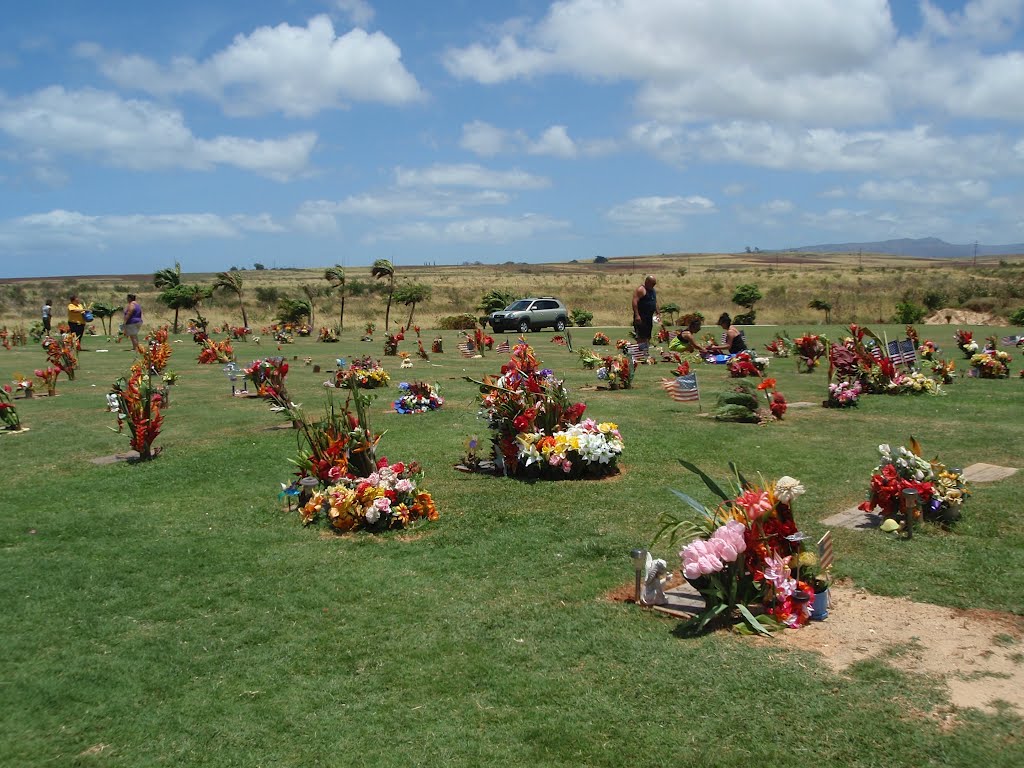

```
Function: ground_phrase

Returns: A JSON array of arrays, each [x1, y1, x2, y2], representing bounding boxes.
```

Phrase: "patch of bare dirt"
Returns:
[[923, 308, 1000, 325], [779, 582, 1024, 717]]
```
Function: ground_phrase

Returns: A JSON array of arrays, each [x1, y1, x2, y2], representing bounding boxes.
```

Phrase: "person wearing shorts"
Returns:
[[42, 299, 52, 335], [67, 294, 86, 341], [631, 274, 657, 351], [123, 293, 144, 353]]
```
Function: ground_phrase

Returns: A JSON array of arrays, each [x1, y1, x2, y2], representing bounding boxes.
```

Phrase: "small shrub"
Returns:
[[734, 311, 757, 325], [570, 308, 594, 327], [893, 300, 926, 324], [1008, 307, 1024, 326], [437, 314, 477, 330]]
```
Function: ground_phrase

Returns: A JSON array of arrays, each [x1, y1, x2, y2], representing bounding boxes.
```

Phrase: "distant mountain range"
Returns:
[[783, 237, 1024, 258]]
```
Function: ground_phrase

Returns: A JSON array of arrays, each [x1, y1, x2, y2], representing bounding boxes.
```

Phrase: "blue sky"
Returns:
[[2, 0, 1024, 277]]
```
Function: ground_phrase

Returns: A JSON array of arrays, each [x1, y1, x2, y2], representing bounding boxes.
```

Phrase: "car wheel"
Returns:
[[518, 320, 530, 333], [554, 318, 566, 331]]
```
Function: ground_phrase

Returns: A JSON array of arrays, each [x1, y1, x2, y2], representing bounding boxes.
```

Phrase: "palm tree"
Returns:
[[299, 284, 320, 328], [213, 271, 248, 328], [659, 302, 680, 325], [323, 265, 347, 330], [808, 299, 833, 324], [158, 284, 210, 332], [394, 283, 432, 328], [371, 258, 395, 330], [153, 262, 183, 332]]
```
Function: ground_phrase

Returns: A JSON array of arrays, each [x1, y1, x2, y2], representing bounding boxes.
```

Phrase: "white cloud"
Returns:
[[606, 195, 716, 231], [921, 0, 1023, 43], [528, 125, 577, 157], [370, 214, 569, 243], [395, 163, 549, 189], [334, 0, 375, 27], [0, 209, 281, 252], [299, 189, 509, 220], [460, 120, 516, 156], [856, 179, 991, 205], [634, 120, 1024, 178], [445, 0, 896, 124], [80, 15, 423, 117], [0, 87, 316, 179]]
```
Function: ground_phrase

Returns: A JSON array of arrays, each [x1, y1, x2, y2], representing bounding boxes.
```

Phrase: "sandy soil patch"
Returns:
[[779, 582, 1024, 717], [923, 308, 1000, 325]]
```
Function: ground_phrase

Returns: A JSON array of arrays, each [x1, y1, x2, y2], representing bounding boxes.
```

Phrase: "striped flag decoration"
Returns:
[[886, 338, 917, 365], [1001, 335, 1023, 346], [817, 531, 833, 571], [868, 343, 883, 361], [661, 373, 699, 402], [496, 340, 510, 353], [625, 342, 648, 364], [457, 340, 476, 358]]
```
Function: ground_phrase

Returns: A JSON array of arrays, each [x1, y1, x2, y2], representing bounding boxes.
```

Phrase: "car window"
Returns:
[[505, 300, 531, 311], [535, 300, 558, 310]]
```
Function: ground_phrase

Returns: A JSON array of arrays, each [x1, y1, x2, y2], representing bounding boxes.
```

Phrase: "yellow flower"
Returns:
[[597, 422, 617, 433]]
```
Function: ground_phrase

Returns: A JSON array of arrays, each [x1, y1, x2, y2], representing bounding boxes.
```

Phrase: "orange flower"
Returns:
[[756, 377, 776, 391]]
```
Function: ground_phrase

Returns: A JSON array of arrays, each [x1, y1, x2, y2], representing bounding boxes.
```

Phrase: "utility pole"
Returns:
[[973, 240, 978, 268]]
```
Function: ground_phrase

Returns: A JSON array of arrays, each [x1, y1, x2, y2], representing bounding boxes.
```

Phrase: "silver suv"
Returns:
[[488, 297, 568, 333]]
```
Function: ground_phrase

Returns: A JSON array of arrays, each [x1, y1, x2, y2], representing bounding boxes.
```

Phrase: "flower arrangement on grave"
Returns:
[[107, 369, 163, 459], [161, 370, 179, 385], [794, 333, 827, 372], [928, 358, 955, 384], [11, 373, 33, 397], [615, 338, 630, 351], [35, 366, 61, 396], [592, 332, 610, 346], [144, 328, 172, 374], [954, 329, 978, 357], [383, 329, 404, 356], [0, 385, 24, 430], [393, 381, 443, 414], [411, 326, 429, 360], [764, 333, 793, 357], [578, 348, 603, 369], [657, 325, 671, 343], [824, 380, 862, 408], [0, 328, 9, 350], [317, 327, 339, 343], [472, 343, 623, 479], [713, 378, 787, 423], [652, 463, 813, 635], [970, 350, 1011, 378], [230, 326, 251, 340], [287, 386, 439, 533], [596, 353, 635, 389], [197, 337, 234, 364], [363, 321, 376, 340], [274, 329, 295, 344], [858, 438, 969, 523], [919, 340, 939, 360], [870, 365, 941, 395], [42, 333, 78, 380], [431, 336, 443, 354], [335, 356, 390, 389], [727, 352, 760, 378], [243, 357, 292, 408]]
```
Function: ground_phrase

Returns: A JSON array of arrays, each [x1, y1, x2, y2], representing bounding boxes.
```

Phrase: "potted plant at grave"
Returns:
[[0, 386, 24, 431], [35, 366, 61, 397]]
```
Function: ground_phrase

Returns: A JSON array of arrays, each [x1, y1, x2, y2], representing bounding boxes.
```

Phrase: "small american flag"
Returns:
[[457, 340, 476, 358], [887, 338, 917, 365], [496, 340, 510, 353], [625, 342, 648, 364], [1001, 335, 1023, 346], [661, 373, 699, 402], [868, 343, 883, 361], [817, 531, 833, 572]]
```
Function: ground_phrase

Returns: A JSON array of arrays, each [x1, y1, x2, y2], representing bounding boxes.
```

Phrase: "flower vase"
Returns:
[[47, 386, 56, 397], [810, 589, 830, 621], [23, 389, 33, 399]]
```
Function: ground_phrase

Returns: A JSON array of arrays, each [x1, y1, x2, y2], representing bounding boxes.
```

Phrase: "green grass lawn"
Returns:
[[1, 325, 1022, 767]]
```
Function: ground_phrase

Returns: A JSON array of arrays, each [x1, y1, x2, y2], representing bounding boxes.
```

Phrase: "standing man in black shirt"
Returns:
[[632, 274, 657, 353]]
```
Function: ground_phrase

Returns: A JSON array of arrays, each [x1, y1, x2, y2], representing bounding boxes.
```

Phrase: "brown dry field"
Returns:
[[2, 250, 1023, 330]]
